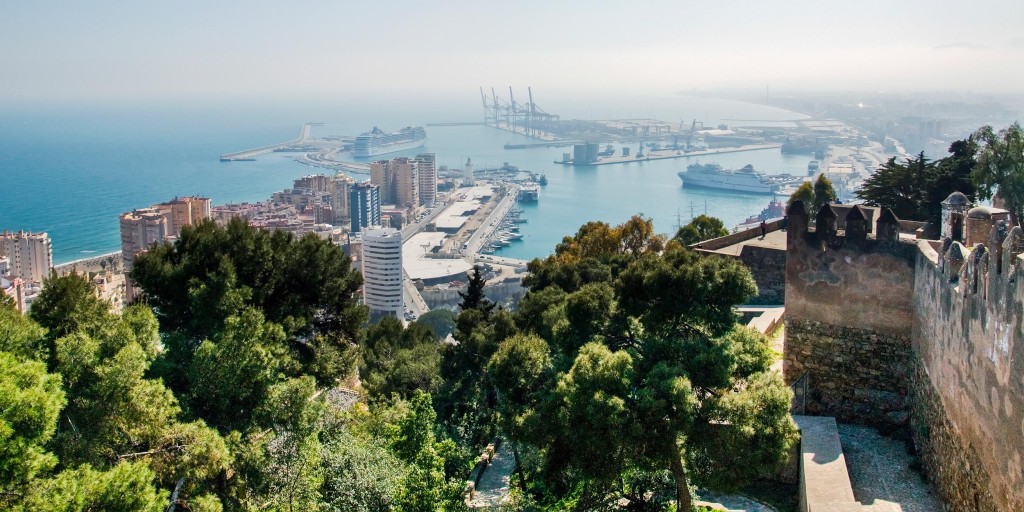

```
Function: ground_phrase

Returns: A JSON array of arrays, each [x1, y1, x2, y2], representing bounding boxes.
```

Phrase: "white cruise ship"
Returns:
[[678, 163, 801, 195], [352, 126, 427, 157]]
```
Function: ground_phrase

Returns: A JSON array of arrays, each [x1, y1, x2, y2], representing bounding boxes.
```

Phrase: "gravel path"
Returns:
[[839, 424, 942, 512], [468, 442, 515, 509], [696, 490, 778, 512]]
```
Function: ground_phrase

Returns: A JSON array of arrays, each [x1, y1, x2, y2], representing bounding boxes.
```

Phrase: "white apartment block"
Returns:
[[0, 230, 53, 284], [360, 227, 404, 317]]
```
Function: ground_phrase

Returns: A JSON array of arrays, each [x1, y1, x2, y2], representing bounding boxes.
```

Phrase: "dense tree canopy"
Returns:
[[973, 123, 1024, 225], [415, 308, 458, 339], [673, 214, 729, 246], [3, 211, 800, 511], [132, 218, 365, 343], [856, 141, 978, 226], [0, 228, 466, 510], [490, 216, 797, 510], [361, 316, 443, 399]]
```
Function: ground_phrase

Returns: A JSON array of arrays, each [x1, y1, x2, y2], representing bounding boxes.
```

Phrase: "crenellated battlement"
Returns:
[[784, 196, 1024, 511], [786, 200, 907, 253]]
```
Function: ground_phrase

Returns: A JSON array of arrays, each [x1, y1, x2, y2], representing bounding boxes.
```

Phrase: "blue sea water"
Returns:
[[0, 96, 810, 264]]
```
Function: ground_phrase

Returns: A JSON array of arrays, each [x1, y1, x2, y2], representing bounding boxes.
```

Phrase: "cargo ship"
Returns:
[[677, 163, 802, 195], [352, 126, 427, 157]]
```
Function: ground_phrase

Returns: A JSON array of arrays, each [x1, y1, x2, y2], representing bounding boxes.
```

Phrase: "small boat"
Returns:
[[539, 174, 548, 186]]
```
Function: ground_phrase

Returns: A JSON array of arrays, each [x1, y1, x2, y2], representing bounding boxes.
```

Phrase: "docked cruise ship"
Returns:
[[353, 126, 427, 157], [678, 163, 802, 194]]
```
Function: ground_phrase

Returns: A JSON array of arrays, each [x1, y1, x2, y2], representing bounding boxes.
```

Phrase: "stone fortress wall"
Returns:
[[783, 195, 1024, 511]]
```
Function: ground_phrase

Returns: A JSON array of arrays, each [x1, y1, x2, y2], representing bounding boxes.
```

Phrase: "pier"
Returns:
[[555, 143, 783, 166], [426, 121, 487, 127], [220, 122, 322, 161], [504, 140, 580, 150]]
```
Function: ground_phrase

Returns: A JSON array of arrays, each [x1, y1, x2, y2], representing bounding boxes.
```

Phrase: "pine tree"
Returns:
[[457, 266, 494, 314]]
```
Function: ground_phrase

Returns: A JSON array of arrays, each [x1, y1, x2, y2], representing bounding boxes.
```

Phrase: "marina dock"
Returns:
[[556, 143, 783, 166]]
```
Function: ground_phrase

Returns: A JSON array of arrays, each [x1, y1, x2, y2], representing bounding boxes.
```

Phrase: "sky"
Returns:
[[2, 0, 1023, 103]]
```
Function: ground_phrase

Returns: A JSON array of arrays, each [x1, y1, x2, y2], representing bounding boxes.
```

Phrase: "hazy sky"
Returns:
[[2, 0, 1023, 102]]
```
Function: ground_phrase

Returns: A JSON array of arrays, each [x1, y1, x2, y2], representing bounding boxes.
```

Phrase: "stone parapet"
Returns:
[[909, 361, 998, 512], [785, 319, 912, 429]]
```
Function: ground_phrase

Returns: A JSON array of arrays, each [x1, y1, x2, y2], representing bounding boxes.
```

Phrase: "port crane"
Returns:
[[479, 86, 560, 136]]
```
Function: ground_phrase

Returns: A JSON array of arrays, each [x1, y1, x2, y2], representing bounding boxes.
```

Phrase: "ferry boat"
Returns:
[[677, 163, 802, 195], [352, 126, 427, 157], [517, 185, 540, 202]]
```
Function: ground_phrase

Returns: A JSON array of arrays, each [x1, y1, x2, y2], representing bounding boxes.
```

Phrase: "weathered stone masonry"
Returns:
[[783, 198, 1024, 511], [783, 203, 917, 429]]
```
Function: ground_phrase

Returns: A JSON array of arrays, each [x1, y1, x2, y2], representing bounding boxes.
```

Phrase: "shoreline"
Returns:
[[54, 251, 122, 275]]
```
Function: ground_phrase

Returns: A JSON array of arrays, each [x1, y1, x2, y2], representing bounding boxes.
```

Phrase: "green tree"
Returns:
[[673, 215, 729, 246], [787, 181, 815, 209], [0, 352, 65, 502], [415, 309, 458, 340], [255, 377, 326, 512], [388, 392, 465, 512], [0, 306, 48, 361], [188, 307, 291, 431], [813, 174, 837, 212], [19, 461, 166, 512], [0, 292, 15, 311], [927, 138, 978, 225], [501, 220, 798, 510], [973, 123, 1024, 225], [856, 153, 932, 221], [320, 431, 406, 511], [50, 311, 230, 501], [131, 218, 366, 359], [856, 142, 979, 226], [458, 266, 495, 314], [28, 272, 113, 368], [361, 317, 442, 399]]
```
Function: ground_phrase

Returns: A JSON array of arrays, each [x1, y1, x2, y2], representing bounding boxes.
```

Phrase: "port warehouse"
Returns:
[[428, 187, 492, 234], [403, 186, 493, 287]]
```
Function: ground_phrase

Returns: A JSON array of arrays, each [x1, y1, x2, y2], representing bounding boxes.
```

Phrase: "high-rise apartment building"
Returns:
[[360, 227, 403, 318], [328, 174, 354, 224], [0, 230, 53, 284], [159, 196, 212, 234], [414, 153, 437, 207], [120, 197, 211, 299], [349, 182, 381, 234], [371, 157, 422, 209], [293, 174, 331, 192], [370, 160, 396, 204], [119, 207, 169, 299], [392, 157, 419, 208]]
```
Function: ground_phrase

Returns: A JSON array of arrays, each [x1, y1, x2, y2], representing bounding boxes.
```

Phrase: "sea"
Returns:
[[0, 94, 812, 264]]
